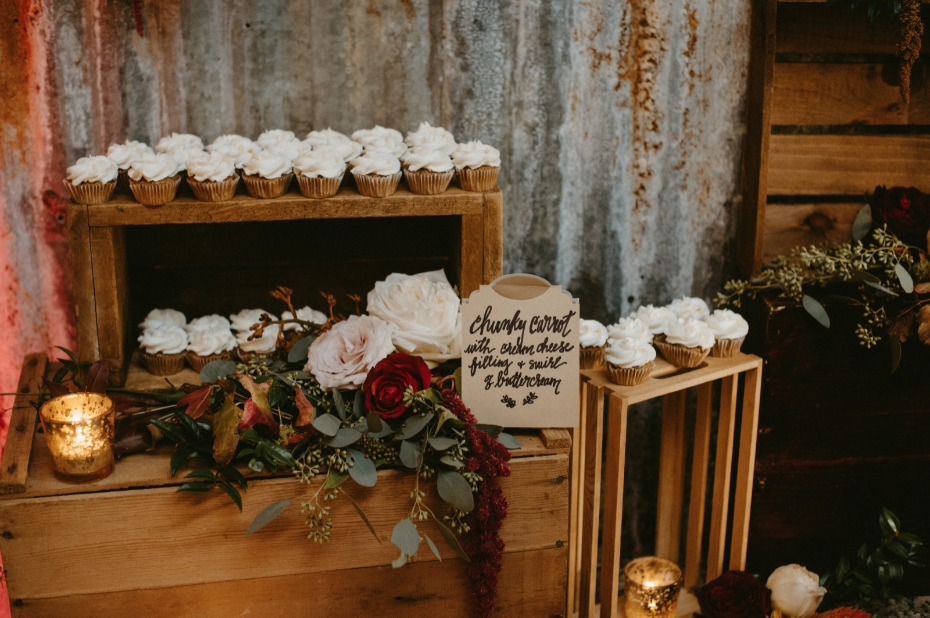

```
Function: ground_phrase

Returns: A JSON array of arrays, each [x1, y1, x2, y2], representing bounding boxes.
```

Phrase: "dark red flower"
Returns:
[[697, 571, 769, 618], [815, 609, 873, 618], [363, 353, 432, 420], [869, 185, 930, 248]]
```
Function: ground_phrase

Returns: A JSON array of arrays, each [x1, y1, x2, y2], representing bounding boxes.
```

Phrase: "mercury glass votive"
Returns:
[[623, 556, 683, 618], [39, 393, 115, 483]]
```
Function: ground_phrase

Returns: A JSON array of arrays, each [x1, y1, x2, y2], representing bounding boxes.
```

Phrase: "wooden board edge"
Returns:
[[482, 190, 504, 283], [0, 354, 48, 494], [539, 428, 572, 450], [68, 204, 99, 362]]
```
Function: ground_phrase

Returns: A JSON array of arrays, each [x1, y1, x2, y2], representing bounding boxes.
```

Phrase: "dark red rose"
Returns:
[[697, 571, 769, 618], [869, 185, 930, 247], [363, 353, 432, 420]]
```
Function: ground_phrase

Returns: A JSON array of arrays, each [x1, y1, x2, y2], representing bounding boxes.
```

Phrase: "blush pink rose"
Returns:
[[305, 315, 395, 390]]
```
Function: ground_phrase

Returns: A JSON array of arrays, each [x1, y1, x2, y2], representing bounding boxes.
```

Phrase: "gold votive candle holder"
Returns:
[[623, 556, 683, 618], [39, 393, 116, 483]]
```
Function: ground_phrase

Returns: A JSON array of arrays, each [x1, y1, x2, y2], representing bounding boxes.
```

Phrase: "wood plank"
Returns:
[[568, 379, 589, 615], [706, 375, 738, 581], [763, 202, 863, 262], [738, 0, 777, 275], [684, 382, 714, 588], [0, 454, 567, 598], [655, 390, 687, 562], [89, 226, 130, 382], [483, 190, 504, 283], [777, 3, 930, 54], [773, 62, 930, 126], [68, 204, 98, 362], [0, 354, 47, 494], [768, 134, 930, 196], [540, 428, 572, 450], [599, 396, 628, 618], [729, 365, 763, 570], [459, 213, 485, 299], [578, 382, 604, 618], [87, 186, 489, 227], [10, 546, 566, 618]]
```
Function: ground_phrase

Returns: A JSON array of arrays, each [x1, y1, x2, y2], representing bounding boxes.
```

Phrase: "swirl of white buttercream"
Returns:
[[703, 309, 749, 340], [256, 129, 298, 149], [667, 296, 711, 320], [665, 318, 715, 350], [207, 135, 259, 168], [350, 153, 401, 176], [242, 151, 292, 179], [139, 308, 186, 330], [187, 329, 237, 355], [605, 337, 656, 369], [128, 153, 180, 182], [451, 141, 501, 170], [229, 308, 277, 333], [155, 133, 203, 153], [236, 324, 280, 353], [607, 317, 652, 344], [107, 141, 153, 170], [138, 326, 188, 355], [579, 319, 608, 347], [281, 306, 328, 331], [405, 122, 457, 154], [293, 151, 346, 179], [632, 305, 676, 336], [67, 156, 118, 184], [186, 152, 236, 182], [402, 148, 454, 172], [185, 314, 231, 333]]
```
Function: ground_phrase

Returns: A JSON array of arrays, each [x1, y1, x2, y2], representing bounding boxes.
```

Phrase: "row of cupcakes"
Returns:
[[137, 306, 326, 376], [64, 124, 501, 206], [579, 297, 749, 386]]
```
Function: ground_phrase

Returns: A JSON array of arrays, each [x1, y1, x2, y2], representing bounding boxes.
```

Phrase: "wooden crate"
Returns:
[[0, 355, 570, 617], [738, 0, 930, 273], [68, 185, 503, 385]]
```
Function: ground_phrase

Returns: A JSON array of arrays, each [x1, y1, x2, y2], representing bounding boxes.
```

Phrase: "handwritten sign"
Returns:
[[461, 274, 579, 428]]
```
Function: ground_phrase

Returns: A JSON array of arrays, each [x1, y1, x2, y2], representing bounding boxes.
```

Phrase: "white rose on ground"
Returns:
[[366, 270, 461, 363], [305, 315, 395, 390], [766, 564, 826, 618]]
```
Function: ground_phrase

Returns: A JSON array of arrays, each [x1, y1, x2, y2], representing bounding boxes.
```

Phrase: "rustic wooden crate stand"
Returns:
[[571, 354, 762, 617]]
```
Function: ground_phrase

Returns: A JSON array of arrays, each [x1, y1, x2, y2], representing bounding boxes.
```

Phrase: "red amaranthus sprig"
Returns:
[[442, 388, 511, 618]]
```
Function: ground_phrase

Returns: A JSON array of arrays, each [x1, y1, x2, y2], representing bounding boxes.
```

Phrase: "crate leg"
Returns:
[[728, 364, 762, 570], [578, 382, 604, 618], [567, 379, 588, 614], [656, 390, 687, 561], [684, 382, 714, 588], [599, 395, 629, 618], [707, 374, 738, 580]]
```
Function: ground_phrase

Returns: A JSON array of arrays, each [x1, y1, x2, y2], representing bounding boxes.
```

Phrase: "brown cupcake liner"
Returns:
[[242, 173, 293, 198], [711, 335, 745, 358], [580, 345, 605, 370], [404, 168, 454, 195], [457, 165, 500, 192], [116, 169, 132, 195], [185, 350, 234, 372], [236, 346, 275, 363], [129, 174, 182, 206], [353, 170, 402, 197], [607, 361, 655, 386], [296, 173, 344, 199], [141, 350, 187, 376], [64, 179, 117, 205], [653, 335, 710, 369], [187, 175, 240, 202]]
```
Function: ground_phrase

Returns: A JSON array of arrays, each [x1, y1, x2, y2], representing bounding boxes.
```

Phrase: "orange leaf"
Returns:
[[295, 388, 316, 428]]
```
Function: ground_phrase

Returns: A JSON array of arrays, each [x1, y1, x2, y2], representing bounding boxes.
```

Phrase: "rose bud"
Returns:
[[766, 564, 827, 618]]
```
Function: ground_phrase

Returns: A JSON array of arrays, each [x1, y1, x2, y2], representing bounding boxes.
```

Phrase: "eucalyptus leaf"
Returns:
[[312, 413, 342, 437], [199, 360, 237, 384], [423, 533, 442, 562], [327, 427, 362, 448], [347, 448, 377, 488], [497, 432, 522, 450], [352, 390, 365, 420], [427, 436, 457, 451], [247, 498, 293, 535], [287, 336, 315, 364], [395, 411, 435, 440], [802, 294, 831, 328], [399, 439, 422, 469], [440, 455, 464, 469], [342, 489, 381, 544], [863, 279, 899, 297], [368, 418, 393, 439], [366, 411, 383, 435], [475, 423, 503, 438], [895, 263, 914, 293], [852, 204, 872, 241], [391, 518, 421, 557], [437, 470, 474, 513], [431, 514, 471, 563], [332, 389, 347, 421], [851, 269, 881, 284], [323, 469, 349, 490]]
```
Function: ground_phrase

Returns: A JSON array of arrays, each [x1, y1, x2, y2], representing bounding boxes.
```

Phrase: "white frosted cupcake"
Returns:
[[236, 324, 281, 361], [185, 314, 231, 333], [256, 129, 298, 150], [452, 141, 500, 192], [404, 122, 457, 155], [186, 152, 239, 201], [230, 308, 275, 335], [305, 129, 363, 163], [186, 327, 237, 371], [128, 153, 182, 205], [352, 126, 406, 158], [350, 152, 402, 197], [607, 317, 652, 344], [107, 140, 153, 194], [606, 337, 656, 386], [632, 305, 676, 338], [138, 325, 188, 375], [139, 308, 187, 331], [667, 296, 711, 321], [207, 135, 259, 170], [155, 133, 204, 154], [65, 156, 119, 204], [653, 318, 715, 368], [241, 151, 293, 198], [293, 150, 346, 198], [703, 309, 749, 357], [281, 306, 327, 331], [579, 319, 609, 369], [402, 148, 455, 195], [264, 139, 313, 163]]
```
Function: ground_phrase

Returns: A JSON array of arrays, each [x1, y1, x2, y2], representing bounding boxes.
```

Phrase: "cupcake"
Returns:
[[404, 122, 457, 155], [281, 306, 327, 331], [155, 133, 204, 154], [605, 337, 657, 386], [185, 152, 239, 201], [703, 309, 749, 357], [127, 153, 182, 205], [207, 135, 259, 170], [653, 318, 715, 369], [579, 319, 609, 369], [139, 308, 187, 331], [185, 326, 237, 371], [402, 148, 455, 195], [607, 317, 652, 344], [138, 325, 188, 375], [263, 138, 313, 163], [160, 146, 205, 173], [106, 140, 153, 194], [236, 324, 281, 362], [256, 129, 298, 150], [667, 296, 711, 321], [631, 304, 676, 339], [229, 308, 274, 335], [452, 141, 501, 192], [352, 126, 406, 158], [186, 314, 231, 333], [350, 152, 402, 197], [241, 151, 293, 198], [64, 156, 118, 204], [293, 150, 346, 198], [305, 129, 363, 163]]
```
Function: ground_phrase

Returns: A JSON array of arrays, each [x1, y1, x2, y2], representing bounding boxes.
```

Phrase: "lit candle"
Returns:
[[624, 557, 682, 618], [39, 393, 116, 483]]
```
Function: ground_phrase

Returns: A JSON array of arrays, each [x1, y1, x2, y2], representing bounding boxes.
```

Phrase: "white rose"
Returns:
[[766, 564, 826, 618], [305, 315, 395, 390], [366, 270, 461, 363]]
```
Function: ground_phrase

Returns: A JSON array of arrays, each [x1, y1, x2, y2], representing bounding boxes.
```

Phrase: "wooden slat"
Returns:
[[768, 134, 930, 196], [729, 365, 763, 570], [773, 62, 930, 126], [762, 202, 862, 262], [567, 380, 588, 614], [0, 454, 567, 599], [539, 428, 572, 450], [706, 375, 738, 581], [777, 3, 930, 54], [483, 189, 503, 283], [598, 396, 628, 618], [89, 226, 129, 381], [684, 382, 714, 588], [87, 187, 489, 227], [0, 354, 47, 494], [655, 390, 687, 562], [68, 204, 98, 362], [578, 382, 604, 618], [459, 213, 485, 299], [11, 546, 567, 618]]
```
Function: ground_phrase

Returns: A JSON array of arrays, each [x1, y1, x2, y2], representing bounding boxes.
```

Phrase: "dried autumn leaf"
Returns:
[[178, 386, 214, 420], [889, 311, 915, 343], [917, 306, 930, 346], [914, 282, 930, 295], [294, 388, 315, 428], [84, 362, 110, 393], [235, 374, 277, 431], [239, 398, 277, 432], [213, 395, 241, 467]]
